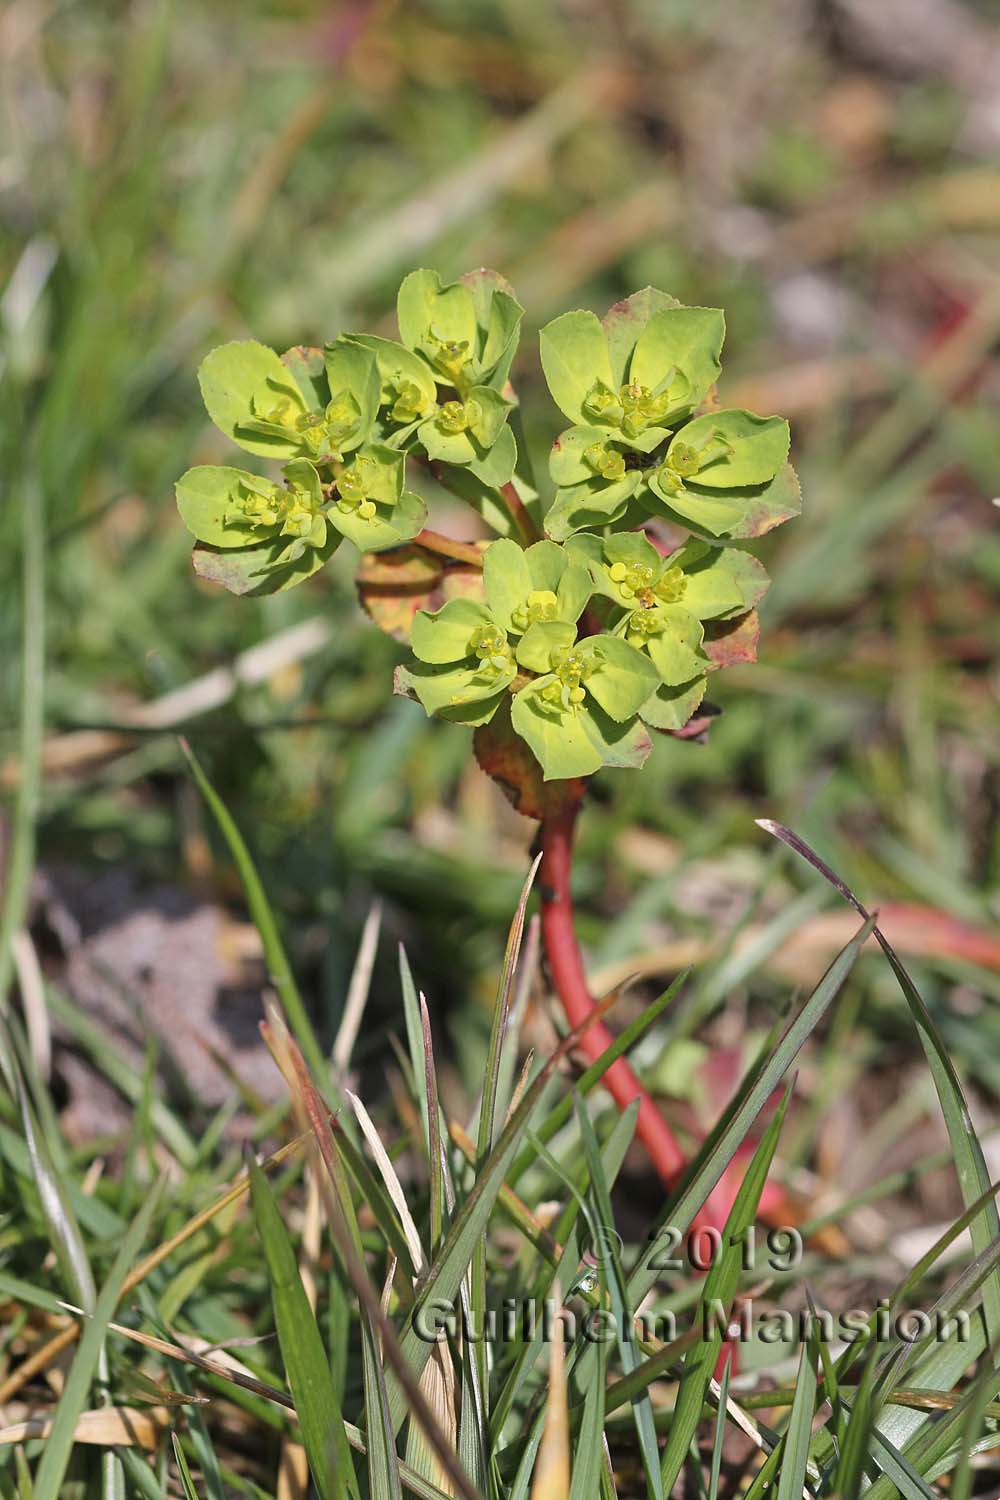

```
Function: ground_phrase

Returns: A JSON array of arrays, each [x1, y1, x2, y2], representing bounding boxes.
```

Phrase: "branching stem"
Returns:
[[414, 528, 484, 567]]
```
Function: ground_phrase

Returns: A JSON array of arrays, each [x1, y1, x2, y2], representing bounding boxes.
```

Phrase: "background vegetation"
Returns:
[[1, 0, 999, 1494]]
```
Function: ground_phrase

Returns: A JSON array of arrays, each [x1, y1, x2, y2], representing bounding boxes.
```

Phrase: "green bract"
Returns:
[[178, 272, 798, 781], [566, 530, 768, 732], [396, 268, 523, 393], [539, 290, 791, 541], [343, 268, 522, 485], [407, 537, 590, 729]]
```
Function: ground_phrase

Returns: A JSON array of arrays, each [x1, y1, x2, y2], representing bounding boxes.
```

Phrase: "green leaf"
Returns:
[[462, 267, 524, 388], [539, 310, 615, 426], [408, 660, 513, 721], [544, 472, 642, 540], [282, 344, 328, 411], [724, 461, 802, 539], [198, 340, 309, 458], [642, 475, 751, 537], [467, 420, 517, 486], [708, 1354, 731, 1500], [192, 526, 340, 595], [775, 1340, 820, 1500], [669, 409, 790, 489], [509, 675, 653, 780], [628, 306, 725, 412], [330, 488, 427, 555], [419, 387, 511, 466], [643, 605, 706, 686], [639, 676, 707, 731], [670, 540, 754, 618], [587, 634, 658, 720], [601, 287, 681, 386], [574, 1096, 664, 1500], [323, 338, 382, 454], [172, 1433, 203, 1500], [579, 701, 652, 769], [549, 425, 624, 487], [345, 334, 438, 414], [482, 539, 532, 631], [515, 619, 575, 673], [657, 462, 803, 543], [759, 821, 1000, 1404], [248, 1152, 358, 1500], [411, 598, 494, 663], [522, 539, 568, 595], [31, 1178, 164, 1500], [510, 681, 604, 780], [556, 563, 594, 624], [628, 913, 875, 1309], [397, 268, 476, 359]]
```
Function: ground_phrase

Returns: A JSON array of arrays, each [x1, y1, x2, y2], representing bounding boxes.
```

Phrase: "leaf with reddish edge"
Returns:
[[703, 608, 760, 669], [356, 546, 443, 642], [601, 287, 680, 386], [473, 699, 585, 821]]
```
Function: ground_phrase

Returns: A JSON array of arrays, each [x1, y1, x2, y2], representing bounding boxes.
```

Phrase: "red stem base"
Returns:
[[539, 795, 687, 1186]]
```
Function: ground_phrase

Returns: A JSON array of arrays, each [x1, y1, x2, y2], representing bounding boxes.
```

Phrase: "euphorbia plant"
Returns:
[[176, 269, 800, 1190]]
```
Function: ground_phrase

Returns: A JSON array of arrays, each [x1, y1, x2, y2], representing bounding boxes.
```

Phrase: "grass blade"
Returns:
[[171, 1432, 203, 1500], [509, 972, 686, 1188], [0, 478, 44, 1045], [574, 1094, 663, 1500], [31, 1176, 163, 1500], [759, 819, 1000, 1350], [629, 916, 873, 1306], [246, 1147, 359, 1500], [775, 1339, 819, 1500], [179, 737, 330, 1091], [707, 1353, 731, 1500], [530, 1282, 570, 1500], [659, 1079, 794, 1493]]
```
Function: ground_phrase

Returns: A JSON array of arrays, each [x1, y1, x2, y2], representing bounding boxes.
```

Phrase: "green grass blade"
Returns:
[[491, 1103, 639, 1447], [630, 916, 873, 1307], [362, 1316, 405, 1500], [951, 1355, 1000, 1500], [759, 820, 1000, 1350], [573, 1094, 663, 1500], [470, 853, 539, 1423], [509, 972, 686, 1188], [246, 1148, 359, 1500], [659, 1079, 794, 1493], [707, 1352, 731, 1500], [775, 1339, 819, 1500], [31, 1176, 163, 1500], [398, 945, 432, 1163], [0, 478, 44, 1045], [569, 1323, 607, 1500], [171, 1431, 203, 1500], [179, 737, 330, 1092], [393, 985, 640, 1430], [14, 1057, 96, 1312], [833, 1341, 881, 1500]]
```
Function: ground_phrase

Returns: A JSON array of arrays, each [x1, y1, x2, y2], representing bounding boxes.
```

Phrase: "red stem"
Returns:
[[499, 481, 541, 547], [539, 793, 687, 1185]]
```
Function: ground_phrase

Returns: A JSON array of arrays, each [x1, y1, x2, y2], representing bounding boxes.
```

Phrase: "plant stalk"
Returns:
[[538, 791, 688, 1186]]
